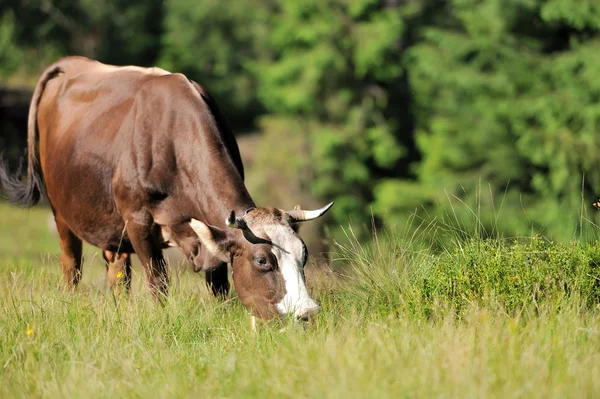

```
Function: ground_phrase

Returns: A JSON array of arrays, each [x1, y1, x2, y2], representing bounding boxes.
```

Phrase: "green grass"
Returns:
[[2, 202, 600, 398]]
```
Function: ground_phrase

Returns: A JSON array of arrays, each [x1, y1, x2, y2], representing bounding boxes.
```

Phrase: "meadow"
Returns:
[[2, 201, 600, 398]]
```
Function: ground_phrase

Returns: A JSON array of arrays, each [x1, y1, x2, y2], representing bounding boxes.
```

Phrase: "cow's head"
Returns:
[[189, 202, 333, 320]]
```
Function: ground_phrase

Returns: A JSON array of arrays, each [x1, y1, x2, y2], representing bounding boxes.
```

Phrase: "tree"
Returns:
[[160, 0, 274, 129], [380, 0, 600, 242], [0, 0, 164, 81], [254, 0, 417, 236]]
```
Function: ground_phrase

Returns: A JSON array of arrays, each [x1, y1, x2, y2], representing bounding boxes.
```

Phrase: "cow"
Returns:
[[0, 56, 333, 320]]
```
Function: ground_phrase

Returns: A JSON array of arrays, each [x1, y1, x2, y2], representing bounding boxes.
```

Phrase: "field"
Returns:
[[2, 202, 600, 398]]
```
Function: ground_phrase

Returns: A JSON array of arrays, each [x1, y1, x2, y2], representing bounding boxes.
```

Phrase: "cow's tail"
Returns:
[[0, 64, 62, 207]]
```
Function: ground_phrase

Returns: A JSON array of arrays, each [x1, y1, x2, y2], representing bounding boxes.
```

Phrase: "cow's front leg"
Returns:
[[205, 263, 229, 299], [126, 212, 169, 300], [103, 250, 132, 292]]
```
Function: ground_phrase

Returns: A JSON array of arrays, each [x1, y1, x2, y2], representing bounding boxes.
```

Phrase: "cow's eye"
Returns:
[[253, 257, 270, 270]]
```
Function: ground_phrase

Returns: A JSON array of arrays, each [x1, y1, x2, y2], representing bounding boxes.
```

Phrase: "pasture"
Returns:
[[2, 201, 600, 398]]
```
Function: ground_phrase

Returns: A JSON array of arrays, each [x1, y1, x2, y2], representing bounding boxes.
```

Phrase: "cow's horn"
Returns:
[[226, 210, 243, 228], [225, 210, 272, 245], [287, 202, 334, 222]]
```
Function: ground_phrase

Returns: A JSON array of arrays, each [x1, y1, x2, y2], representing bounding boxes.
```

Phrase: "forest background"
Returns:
[[2, 0, 600, 249]]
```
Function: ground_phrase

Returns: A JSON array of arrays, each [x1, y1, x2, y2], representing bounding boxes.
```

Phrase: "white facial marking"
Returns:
[[262, 224, 319, 317]]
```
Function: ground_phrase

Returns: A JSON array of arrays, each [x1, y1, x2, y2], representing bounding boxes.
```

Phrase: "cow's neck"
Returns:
[[177, 90, 257, 227], [188, 141, 255, 228], [201, 173, 255, 227]]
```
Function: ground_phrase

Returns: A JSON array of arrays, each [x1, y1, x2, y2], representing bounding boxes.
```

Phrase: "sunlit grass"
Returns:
[[1, 202, 600, 398]]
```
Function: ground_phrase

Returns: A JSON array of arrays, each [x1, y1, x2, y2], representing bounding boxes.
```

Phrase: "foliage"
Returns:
[[2, 0, 600, 243], [381, 0, 600, 241], [0, 0, 163, 75], [0, 11, 24, 77], [160, 0, 273, 128], [337, 224, 600, 319], [254, 1, 414, 233]]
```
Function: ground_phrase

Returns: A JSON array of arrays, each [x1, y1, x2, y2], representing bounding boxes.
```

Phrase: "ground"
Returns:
[[1, 201, 600, 398]]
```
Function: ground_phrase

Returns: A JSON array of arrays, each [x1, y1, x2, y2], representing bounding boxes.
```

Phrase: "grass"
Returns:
[[2, 201, 600, 398]]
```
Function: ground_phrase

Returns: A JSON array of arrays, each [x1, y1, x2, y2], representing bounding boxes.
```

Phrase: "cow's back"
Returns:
[[39, 57, 170, 146]]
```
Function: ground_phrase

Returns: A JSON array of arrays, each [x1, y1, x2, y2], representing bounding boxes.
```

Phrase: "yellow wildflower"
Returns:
[[117, 271, 124, 279], [26, 325, 34, 336]]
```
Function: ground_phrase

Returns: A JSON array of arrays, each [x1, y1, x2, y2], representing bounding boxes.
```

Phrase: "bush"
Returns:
[[336, 230, 600, 319]]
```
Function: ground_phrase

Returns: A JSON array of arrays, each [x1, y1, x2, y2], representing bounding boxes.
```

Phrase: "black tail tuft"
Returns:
[[0, 153, 43, 207]]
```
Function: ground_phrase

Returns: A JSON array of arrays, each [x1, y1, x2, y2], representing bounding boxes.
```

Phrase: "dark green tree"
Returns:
[[0, 0, 163, 80], [160, 0, 274, 129], [254, 0, 418, 235], [381, 0, 600, 241]]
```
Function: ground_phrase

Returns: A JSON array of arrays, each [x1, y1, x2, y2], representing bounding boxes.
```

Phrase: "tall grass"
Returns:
[[2, 202, 600, 398]]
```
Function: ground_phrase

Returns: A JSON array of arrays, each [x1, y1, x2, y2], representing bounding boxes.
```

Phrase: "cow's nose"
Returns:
[[297, 306, 320, 321]]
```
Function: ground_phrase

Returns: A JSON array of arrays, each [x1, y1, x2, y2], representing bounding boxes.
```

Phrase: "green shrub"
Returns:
[[337, 231, 600, 319]]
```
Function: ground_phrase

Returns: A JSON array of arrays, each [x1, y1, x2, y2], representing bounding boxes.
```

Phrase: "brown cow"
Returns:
[[0, 56, 332, 320]]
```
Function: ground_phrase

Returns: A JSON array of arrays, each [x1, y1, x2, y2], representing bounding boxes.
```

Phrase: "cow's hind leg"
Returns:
[[103, 251, 132, 292], [205, 262, 230, 299], [126, 212, 169, 300], [55, 218, 83, 289]]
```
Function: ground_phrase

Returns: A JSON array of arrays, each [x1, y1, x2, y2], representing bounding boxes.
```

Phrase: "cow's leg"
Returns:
[[103, 250, 132, 292], [55, 218, 83, 289], [205, 262, 230, 299], [126, 213, 169, 299]]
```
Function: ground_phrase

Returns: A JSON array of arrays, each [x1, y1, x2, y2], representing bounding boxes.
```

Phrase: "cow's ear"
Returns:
[[189, 219, 230, 262]]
